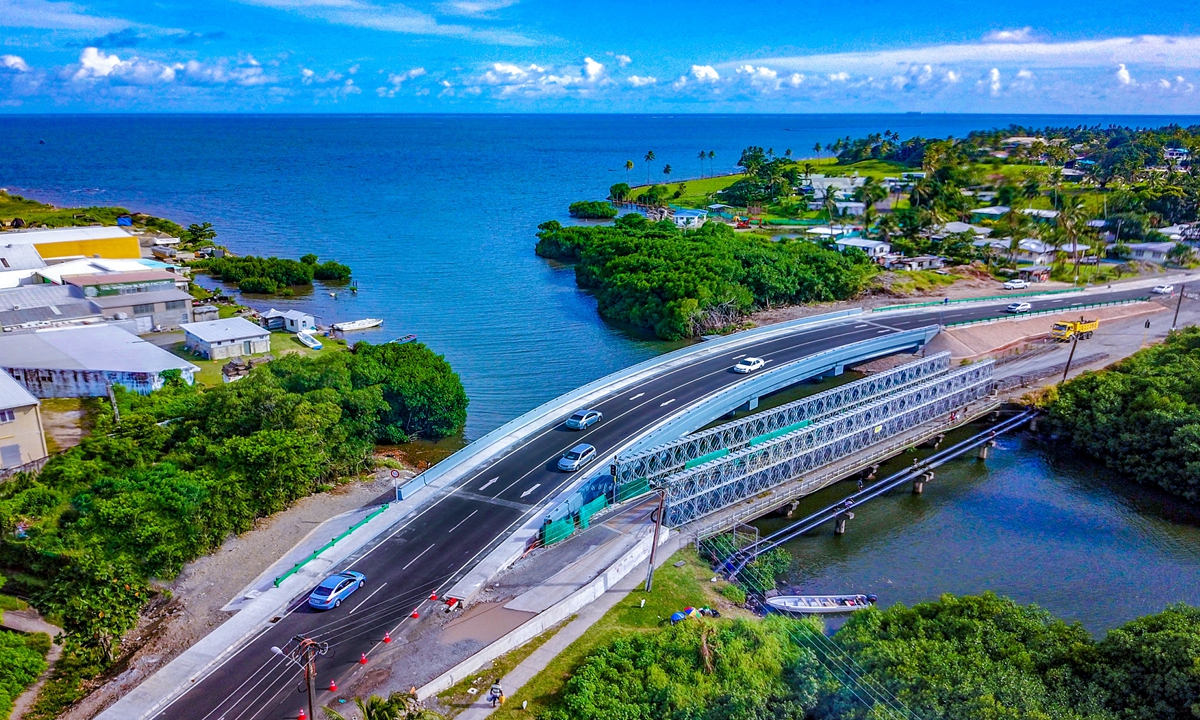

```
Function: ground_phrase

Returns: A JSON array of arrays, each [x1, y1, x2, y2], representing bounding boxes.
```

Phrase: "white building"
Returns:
[[671, 209, 708, 229], [834, 238, 891, 260], [262, 308, 316, 333], [182, 317, 271, 360], [0, 243, 47, 289]]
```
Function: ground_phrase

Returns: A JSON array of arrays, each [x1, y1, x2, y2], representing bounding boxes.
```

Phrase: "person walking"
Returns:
[[489, 682, 505, 708]]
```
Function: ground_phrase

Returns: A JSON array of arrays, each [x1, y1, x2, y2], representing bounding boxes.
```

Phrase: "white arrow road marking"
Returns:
[[520, 484, 541, 499], [348, 582, 387, 614], [629, 392, 645, 400], [402, 543, 435, 571], [660, 398, 675, 407], [479, 477, 498, 491]]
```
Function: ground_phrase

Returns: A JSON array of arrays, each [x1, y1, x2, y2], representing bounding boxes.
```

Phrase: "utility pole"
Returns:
[[1172, 283, 1186, 331], [1060, 332, 1079, 385], [644, 487, 667, 592], [273, 636, 329, 720]]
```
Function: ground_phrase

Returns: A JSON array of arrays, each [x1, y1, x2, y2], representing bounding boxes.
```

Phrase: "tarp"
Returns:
[[577, 495, 608, 529], [684, 448, 730, 470], [542, 516, 576, 545], [616, 476, 651, 503]]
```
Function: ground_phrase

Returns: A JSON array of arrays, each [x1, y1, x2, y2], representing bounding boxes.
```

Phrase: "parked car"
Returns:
[[732, 357, 766, 373], [558, 444, 597, 472], [1006, 302, 1032, 314], [565, 409, 603, 430], [1003, 279, 1029, 290], [308, 571, 366, 610], [1152, 284, 1175, 295]]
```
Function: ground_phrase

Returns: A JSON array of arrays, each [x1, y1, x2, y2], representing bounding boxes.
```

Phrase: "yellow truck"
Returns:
[[1051, 318, 1099, 342]]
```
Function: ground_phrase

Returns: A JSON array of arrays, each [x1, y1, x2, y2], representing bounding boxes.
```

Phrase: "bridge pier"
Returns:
[[737, 396, 759, 412], [913, 471, 934, 494], [834, 511, 854, 534]]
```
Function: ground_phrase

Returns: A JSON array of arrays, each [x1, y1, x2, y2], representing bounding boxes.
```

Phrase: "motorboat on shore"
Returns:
[[389, 334, 417, 345], [766, 594, 877, 615], [332, 318, 383, 333], [296, 331, 323, 350]]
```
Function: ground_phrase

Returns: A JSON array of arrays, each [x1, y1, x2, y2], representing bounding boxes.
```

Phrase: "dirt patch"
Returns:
[[39, 398, 100, 454], [440, 603, 536, 646], [58, 469, 407, 720]]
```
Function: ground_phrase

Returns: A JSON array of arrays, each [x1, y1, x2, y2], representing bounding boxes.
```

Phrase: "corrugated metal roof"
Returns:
[[0, 325, 199, 373], [0, 302, 100, 328], [0, 370, 37, 410], [90, 289, 193, 308], [0, 283, 85, 309], [0, 244, 47, 272], [180, 317, 269, 343], [64, 270, 179, 286], [0, 226, 135, 244]]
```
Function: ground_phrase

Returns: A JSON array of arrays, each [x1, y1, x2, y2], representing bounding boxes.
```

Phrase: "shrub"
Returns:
[[568, 201, 618, 220]]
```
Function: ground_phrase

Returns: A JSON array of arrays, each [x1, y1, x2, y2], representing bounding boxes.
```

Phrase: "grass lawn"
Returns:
[[169, 330, 348, 386], [1049, 261, 1149, 285], [882, 269, 959, 295], [490, 546, 754, 720]]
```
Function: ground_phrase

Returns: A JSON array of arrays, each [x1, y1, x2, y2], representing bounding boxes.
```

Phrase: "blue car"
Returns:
[[308, 571, 366, 610]]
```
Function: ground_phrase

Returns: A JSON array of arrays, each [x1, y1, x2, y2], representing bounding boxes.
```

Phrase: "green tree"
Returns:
[[183, 222, 218, 248], [624, 159, 634, 183], [644, 150, 655, 184]]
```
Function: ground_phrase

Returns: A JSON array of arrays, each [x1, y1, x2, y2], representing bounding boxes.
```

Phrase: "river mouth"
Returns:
[[750, 424, 1200, 635]]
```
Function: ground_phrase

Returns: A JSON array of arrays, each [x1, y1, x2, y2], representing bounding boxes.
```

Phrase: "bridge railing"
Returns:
[[943, 296, 1149, 329], [614, 352, 952, 487], [663, 361, 995, 526], [871, 287, 1083, 313]]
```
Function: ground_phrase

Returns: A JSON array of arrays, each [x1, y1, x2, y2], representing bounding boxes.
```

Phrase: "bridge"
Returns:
[[107, 283, 1157, 720]]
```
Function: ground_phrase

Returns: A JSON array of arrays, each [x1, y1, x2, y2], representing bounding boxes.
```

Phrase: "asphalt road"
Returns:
[[164, 285, 1156, 720]]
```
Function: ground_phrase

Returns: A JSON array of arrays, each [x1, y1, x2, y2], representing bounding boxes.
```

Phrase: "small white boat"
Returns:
[[332, 318, 383, 333], [296, 331, 323, 350], [766, 594, 876, 615]]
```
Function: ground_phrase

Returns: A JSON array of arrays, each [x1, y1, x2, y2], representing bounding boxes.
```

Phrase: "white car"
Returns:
[[1003, 279, 1029, 290], [732, 357, 765, 373], [1152, 284, 1175, 295], [1006, 302, 1032, 314]]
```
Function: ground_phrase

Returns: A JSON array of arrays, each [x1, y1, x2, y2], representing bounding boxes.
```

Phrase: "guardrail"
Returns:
[[872, 287, 1083, 313], [273, 503, 390, 587], [944, 297, 1148, 329], [394, 309, 865, 501]]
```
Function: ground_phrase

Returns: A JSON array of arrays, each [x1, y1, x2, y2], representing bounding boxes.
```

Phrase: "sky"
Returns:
[[1, 0, 1199, 113]]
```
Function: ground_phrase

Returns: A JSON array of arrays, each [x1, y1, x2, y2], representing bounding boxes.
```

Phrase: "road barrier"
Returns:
[[872, 287, 1083, 313], [944, 297, 1149, 329], [273, 504, 390, 587]]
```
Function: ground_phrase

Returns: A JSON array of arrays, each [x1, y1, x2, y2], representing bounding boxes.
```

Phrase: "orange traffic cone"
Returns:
[[383, 631, 391, 643], [411, 610, 419, 619], [329, 678, 338, 692], [430, 592, 438, 601], [298, 710, 307, 720], [359, 653, 368, 665]]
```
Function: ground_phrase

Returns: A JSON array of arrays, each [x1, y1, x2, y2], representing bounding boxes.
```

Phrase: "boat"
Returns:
[[389, 334, 417, 345], [332, 318, 383, 333], [765, 594, 876, 615], [296, 331, 323, 350]]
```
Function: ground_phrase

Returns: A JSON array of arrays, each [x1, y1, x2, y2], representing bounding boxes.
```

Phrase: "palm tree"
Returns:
[[813, 142, 822, 159], [708, 150, 715, 177], [821, 190, 841, 233], [802, 162, 815, 185], [698, 151, 706, 179], [323, 696, 399, 720], [624, 159, 634, 183], [663, 164, 672, 182], [644, 150, 655, 184], [784, 148, 792, 158], [1057, 195, 1088, 282]]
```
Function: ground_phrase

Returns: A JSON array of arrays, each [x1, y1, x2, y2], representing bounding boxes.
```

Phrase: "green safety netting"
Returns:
[[684, 447, 729, 470], [542, 516, 576, 545], [577, 495, 608, 529], [749, 419, 812, 447], [616, 476, 652, 502]]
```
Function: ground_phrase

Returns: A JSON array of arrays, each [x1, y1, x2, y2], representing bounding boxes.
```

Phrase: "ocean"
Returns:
[[3, 113, 1197, 437]]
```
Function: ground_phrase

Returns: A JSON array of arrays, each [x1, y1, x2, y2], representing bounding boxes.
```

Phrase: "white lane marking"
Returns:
[[763, 359, 774, 364], [732, 353, 746, 360], [876, 328, 891, 334], [660, 398, 675, 407], [628, 392, 645, 400], [447, 509, 478, 534], [401, 544, 435, 571], [348, 582, 388, 614], [479, 477, 498, 491], [853, 324, 868, 328], [520, 484, 541, 499]]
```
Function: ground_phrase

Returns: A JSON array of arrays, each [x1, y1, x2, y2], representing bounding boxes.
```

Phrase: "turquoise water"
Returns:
[[5, 113, 1199, 436]]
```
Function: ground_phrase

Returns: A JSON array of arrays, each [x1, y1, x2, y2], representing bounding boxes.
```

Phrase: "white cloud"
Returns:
[[987, 67, 1001, 95], [944, 70, 960, 83], [1117, 63, 1134, 85], [1016, 68, 1034, 79], [691, 64, 719, 82], [627, 75, 656, 87], [584, 57, 604, 82], [438, 0, 516, 16], [736, 64, 779, 89], [828, 71, 849, 81], [1, 55, 30, 72], [614, 54, 631, 67], [376, 66, 426, 96], [788, 73, 804, 87], [984, 27, 1034, 43], [0, 0, 130, 32], [236, 0, 537, 46], [1158, 78, 1171, 89]]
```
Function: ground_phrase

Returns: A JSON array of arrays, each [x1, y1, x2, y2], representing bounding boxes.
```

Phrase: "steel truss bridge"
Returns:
[[613, 353, 996, 528]]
